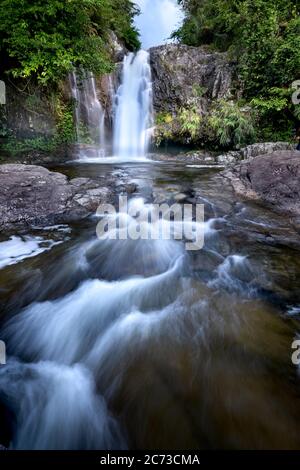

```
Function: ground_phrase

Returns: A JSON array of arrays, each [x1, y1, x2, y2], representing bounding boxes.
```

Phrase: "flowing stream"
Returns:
[[1, 159, 300, 449], [1, 41, 300, 450]]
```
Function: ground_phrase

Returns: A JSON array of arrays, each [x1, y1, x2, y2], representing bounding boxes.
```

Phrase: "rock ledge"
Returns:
[[223, 151, 300, 223], [0, 164, 113, 232]]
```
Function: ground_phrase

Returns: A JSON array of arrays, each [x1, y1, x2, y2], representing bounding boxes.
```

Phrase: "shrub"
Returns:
[[0, 0, 140, 85], [207, 100, 256, 149], [179, 106, 202, 140]]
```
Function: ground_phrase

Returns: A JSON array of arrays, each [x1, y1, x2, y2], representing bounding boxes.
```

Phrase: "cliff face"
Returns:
[[95, 32, 127, 128], [2, 82, 57, 140], [0, 42, 243, 153], [0, 32, 126, 148], [150, 44, 234, 115]]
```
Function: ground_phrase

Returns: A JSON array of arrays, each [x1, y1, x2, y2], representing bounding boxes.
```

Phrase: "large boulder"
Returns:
[[0, 164, 113, 232], [150, 44, 234, 114], [223, 151, 300, 222]]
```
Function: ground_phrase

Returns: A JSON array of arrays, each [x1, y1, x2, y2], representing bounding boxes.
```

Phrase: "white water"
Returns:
[[1, 173, 294, 449], [1, 1, 296, 453], [0, 194, 264, 450], [70, 71, 106, 157], [0, 360, 126, 450], [0, 234, 69, 270], [0, 198, 187, 449], [113, 50, 154, 160]]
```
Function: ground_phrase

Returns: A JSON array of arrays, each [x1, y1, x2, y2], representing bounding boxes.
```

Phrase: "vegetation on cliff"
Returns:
[[155, 100, 257, 150], [172, 0, 300, 146], [0, 0, 140, 153], [0, 0, 140, 85]]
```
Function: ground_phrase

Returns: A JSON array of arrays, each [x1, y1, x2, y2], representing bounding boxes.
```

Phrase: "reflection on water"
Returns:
[[0, 160, 300, 449]]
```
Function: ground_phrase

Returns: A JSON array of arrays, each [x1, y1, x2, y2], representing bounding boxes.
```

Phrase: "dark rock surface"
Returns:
[[150, 44, 233, 114], [223, 151, 300, 223], [148, 150, 218, 164], [0, 164, 116, 232], [217, 142, 294, 164], [3, 83, 57, 140], [149, 143, 294, 167]]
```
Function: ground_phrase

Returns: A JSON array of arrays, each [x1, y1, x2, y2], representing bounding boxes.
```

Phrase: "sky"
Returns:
[[134, 0, 184, 50]]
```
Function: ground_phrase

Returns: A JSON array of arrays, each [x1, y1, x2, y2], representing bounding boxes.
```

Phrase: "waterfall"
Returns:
[[69, 51, 154, 161], [113, 50, 153, 159], [70, 71, 106, 158]]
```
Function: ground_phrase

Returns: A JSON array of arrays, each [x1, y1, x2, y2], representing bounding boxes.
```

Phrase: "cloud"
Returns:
[[135, 0, 183, 49]]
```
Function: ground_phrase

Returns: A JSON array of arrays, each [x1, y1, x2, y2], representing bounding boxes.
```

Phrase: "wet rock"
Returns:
[[217, 151, 242, 165], [184, 151, 217, 164], [0, 164, 114, 233], [223, 151, 300, 222], [239, 142, 294, 159], [123, 183, 138, 194], [190, 249, 224, 275], [69, 177, 92, 187], [149, 43, 234, 147], [115, 182, 138, 196], [174, 193, 189, 202], [217, 142, 293, 165], [4, 83, 57, 140]]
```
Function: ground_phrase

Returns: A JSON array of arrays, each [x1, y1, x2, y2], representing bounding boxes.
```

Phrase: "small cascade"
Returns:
[[113, 50, 154, 160], [108, 75, 116, 120], [70, 71, 106, 158]]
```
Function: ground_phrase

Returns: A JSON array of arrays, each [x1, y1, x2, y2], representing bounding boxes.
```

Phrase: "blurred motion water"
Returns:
[[113, 51, 153, 160], [1, 159, 300, 449]]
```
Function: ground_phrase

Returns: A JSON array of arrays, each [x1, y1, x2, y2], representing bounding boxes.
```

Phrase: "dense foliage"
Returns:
[[154, 101, 256, 150], [174, 0, 300, 144], [0, 0, 140, 85]]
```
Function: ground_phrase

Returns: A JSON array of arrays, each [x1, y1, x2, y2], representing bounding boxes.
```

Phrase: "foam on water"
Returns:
[[113, 51, 153, 160], [3, 256, 184, 365], [0, 359, 126, 450], [0, 235, 65, 270]]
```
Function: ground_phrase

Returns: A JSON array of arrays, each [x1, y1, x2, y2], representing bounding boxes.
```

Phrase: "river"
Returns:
[[0, 5, 300, 448], [1, 156, 300, 449]]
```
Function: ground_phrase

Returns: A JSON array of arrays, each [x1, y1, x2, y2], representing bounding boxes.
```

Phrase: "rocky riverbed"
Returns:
[[0, 146, 299, 234], [1, 151, 300, 451], [0, 164, 136, 233]]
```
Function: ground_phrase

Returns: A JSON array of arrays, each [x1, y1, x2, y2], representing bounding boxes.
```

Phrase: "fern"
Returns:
[[208, 100, 256, 149]]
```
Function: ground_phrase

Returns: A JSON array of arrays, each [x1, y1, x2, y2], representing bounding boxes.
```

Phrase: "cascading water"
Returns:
[[2, 0, 300, 454], [108, 75, 116, 126], [113, 50, 154, 160], [2, 174, 300, 449], [70, 71, 106, 158]]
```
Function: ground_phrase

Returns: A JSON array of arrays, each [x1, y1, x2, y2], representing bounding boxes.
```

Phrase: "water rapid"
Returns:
[[1, 163, 300, 450], [1, 31, 300, 451]]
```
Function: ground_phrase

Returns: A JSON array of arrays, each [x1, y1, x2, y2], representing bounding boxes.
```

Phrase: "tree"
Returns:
[[174, 0, 300, 141], [0, 0, 140, 85]]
